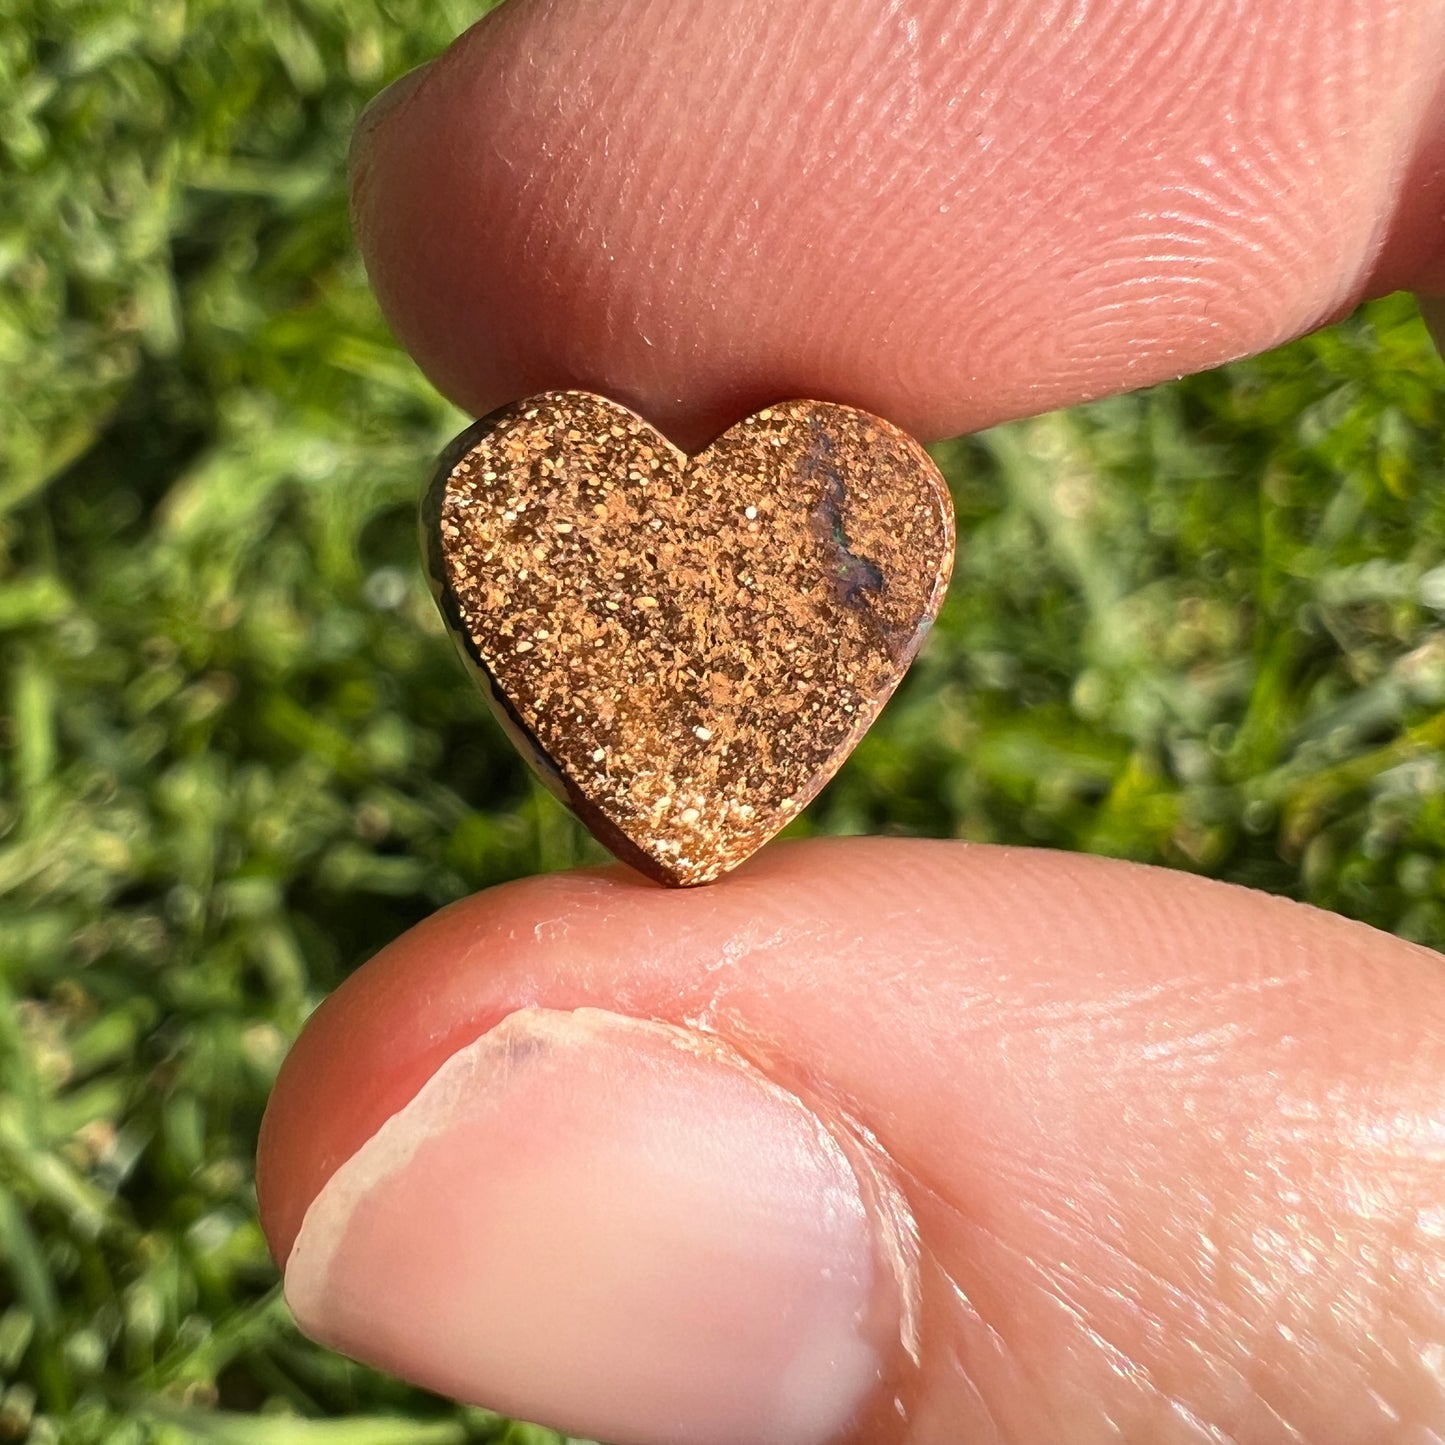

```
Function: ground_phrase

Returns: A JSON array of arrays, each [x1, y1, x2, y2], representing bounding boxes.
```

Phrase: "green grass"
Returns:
[[3, 0, 1445, 1441]]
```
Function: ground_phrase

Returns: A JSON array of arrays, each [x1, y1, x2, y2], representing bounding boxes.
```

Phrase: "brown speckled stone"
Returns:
[[423, 391, 954, 886]]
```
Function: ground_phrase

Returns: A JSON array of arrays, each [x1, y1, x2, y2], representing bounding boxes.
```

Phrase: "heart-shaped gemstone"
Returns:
[[423, 391, 954, 886]]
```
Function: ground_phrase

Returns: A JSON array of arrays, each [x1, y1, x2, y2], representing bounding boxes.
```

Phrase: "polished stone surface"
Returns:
[[424, 392, 954, 885]]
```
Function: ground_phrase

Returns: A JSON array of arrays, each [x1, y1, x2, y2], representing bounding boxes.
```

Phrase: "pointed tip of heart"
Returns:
[[425, 391, 954, 885]]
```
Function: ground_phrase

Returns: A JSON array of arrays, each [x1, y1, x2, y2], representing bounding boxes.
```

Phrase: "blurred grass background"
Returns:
[[3, 0, 1445, 1441]]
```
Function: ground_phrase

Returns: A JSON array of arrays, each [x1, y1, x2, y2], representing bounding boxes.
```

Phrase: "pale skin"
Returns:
[[258, 2, 1445, 1442]]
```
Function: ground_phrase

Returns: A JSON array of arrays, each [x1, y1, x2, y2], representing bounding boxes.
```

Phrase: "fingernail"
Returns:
[[283, 1008, 891, 1445]]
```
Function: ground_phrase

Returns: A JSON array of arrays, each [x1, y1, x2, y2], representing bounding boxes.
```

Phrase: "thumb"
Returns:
[[258, 839, 1445, 1445]]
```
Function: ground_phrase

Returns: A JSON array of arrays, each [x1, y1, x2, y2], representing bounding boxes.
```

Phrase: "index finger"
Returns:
[[350, 0, 1445, 448]]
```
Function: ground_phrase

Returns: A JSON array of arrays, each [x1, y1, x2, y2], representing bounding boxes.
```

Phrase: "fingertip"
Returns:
[[353, 61, 433, 152], [349, 0, 1445, 444], [262, 840, 1445, 1440]]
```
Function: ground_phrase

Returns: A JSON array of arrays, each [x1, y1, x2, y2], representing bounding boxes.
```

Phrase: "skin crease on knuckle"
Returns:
[[260, 843, 1445, 1442], [351, 0, 1445, 450]]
